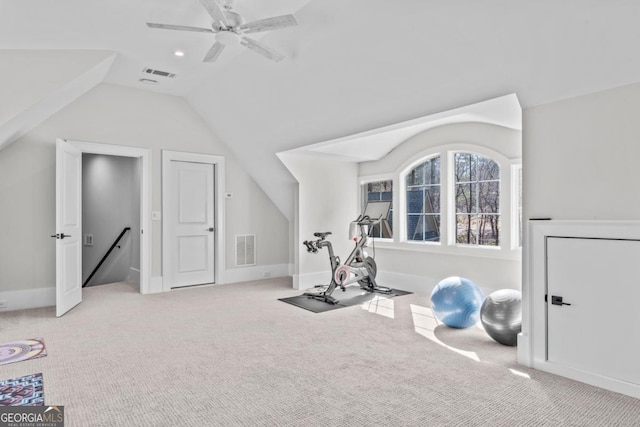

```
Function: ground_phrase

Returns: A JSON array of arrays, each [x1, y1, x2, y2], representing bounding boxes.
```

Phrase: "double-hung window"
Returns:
[[454, 153, 500, 246], [406, 156, 441, 242]]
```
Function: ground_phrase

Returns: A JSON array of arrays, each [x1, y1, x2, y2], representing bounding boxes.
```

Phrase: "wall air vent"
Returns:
[[142, 68, 176, 79], [235, 234, 256, 267]]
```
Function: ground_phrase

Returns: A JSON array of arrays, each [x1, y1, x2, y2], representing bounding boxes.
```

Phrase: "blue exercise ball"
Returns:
[[480, 289, 522, 346], [431, 276, 485, 328]]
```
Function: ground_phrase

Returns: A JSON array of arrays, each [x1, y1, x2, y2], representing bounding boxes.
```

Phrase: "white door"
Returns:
[[547, 237, 640, 385], [168, 161, 215, 287], [55, 140, 83, 317]]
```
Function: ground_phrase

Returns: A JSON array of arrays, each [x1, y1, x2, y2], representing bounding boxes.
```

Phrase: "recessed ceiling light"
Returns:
[[174, 50, 185, 57]]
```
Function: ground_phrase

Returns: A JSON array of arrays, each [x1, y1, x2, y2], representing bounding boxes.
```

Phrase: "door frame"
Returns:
[[58, 138, 152, 294], [162, 150, 226, 291]]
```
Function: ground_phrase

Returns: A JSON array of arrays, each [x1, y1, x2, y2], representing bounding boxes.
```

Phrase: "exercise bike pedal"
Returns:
[[304, 285, 330, 295]]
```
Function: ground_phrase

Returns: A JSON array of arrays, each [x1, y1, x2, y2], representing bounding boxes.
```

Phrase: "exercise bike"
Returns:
[[302, 214, 392, 305]]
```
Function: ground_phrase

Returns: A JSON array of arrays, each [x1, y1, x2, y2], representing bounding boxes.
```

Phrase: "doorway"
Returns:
[[82, 153, 141, 288], [55, 139, 151, 317]]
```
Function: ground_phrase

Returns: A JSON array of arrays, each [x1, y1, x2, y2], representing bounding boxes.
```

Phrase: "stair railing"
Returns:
[[83, 227, 131, 288]]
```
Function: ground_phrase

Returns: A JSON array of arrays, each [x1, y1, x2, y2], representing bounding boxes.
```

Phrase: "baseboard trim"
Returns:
[[224, 264, 290, 284], [375, 271, 438, 295], [149, 276, 163, 294], [295, 270, 505, 296], [0, 287, 55, 312], [127, 267, 141, 286]]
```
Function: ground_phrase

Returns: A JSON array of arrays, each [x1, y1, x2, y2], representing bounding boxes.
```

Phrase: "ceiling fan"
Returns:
[[146, 0, 298, 63]]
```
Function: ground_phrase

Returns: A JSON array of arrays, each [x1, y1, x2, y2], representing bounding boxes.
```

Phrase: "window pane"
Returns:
[[407, 215, 421, 241], [455, 153, 477, 183], [406, 167, 424, 186], [455, 183, 477, 213], [425, 215, 441, 242], [456, 214, 477, 245], [478, 157, 499, 181], [478, 215, 500, 246], [428, 156, 441, 185], [425, 187, 440, 214], [518, 167, 523, 247], [455, 153, 468, 182], [479, 181, 499, 213], [407, 214, 440, 242], [364, 180, 393, 238], [407, 189, 424, 214]]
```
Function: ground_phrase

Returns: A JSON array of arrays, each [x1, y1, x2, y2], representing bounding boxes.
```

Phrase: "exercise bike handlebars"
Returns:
[[355, 213, 384, 227]]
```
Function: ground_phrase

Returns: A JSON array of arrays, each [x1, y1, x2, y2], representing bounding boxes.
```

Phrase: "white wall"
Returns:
[[82, 153, 138, 286], [0, 83, 289, 307], [279, 153, 359, 290], [519, 82, 640, 396], [523, 81, 640, 221], [360, 122, 522, 295]]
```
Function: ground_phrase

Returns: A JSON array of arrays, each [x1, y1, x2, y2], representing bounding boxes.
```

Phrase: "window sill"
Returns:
[[367, 239, 522, 261]]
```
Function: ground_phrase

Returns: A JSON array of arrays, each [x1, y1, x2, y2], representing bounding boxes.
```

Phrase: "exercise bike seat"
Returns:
[[313, 232, 332, 239]]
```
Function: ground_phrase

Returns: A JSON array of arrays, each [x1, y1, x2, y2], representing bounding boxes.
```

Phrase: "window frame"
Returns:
[[404, 154, 442, 244], [361, 144, 521, 260]]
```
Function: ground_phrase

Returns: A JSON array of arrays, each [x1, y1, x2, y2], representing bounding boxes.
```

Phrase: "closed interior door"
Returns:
[[547, 237, 640, 385], [168, 161, 215, 287]]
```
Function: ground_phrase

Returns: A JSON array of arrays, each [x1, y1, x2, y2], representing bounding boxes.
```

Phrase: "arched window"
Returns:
[[405, 156, 440, 242], [454, 153, 500, 246]]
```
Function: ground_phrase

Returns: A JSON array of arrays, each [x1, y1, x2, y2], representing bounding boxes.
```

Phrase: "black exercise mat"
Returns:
[[279, 286, 412, 313]]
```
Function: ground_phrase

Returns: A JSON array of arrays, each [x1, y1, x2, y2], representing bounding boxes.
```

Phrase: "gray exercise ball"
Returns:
[[480, 289, 522, 346]]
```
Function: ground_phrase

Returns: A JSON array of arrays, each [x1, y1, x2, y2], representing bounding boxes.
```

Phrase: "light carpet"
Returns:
[[0, 278, 638, 426]]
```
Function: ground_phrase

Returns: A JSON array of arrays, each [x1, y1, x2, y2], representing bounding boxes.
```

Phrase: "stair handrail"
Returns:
[[83, 227, 131, 288]]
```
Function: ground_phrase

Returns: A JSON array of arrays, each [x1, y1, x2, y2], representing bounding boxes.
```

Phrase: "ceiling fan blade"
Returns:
[[241, 37, 285, 62], [239, 14, 297, 34], [198, 0, 229, 29], [146, 23, 214, 33], [203, 42, 226, 62]]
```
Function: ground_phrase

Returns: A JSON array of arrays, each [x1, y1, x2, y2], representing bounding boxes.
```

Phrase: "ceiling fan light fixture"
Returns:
[[215, 31, 240, 46]]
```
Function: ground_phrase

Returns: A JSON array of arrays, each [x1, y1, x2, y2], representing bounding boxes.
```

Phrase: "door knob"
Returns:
[[50, 234, 71, 239], [551, 295, 571, 306]]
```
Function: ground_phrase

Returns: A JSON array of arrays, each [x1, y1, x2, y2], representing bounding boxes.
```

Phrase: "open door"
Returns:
[[54, 139, 82, 316]]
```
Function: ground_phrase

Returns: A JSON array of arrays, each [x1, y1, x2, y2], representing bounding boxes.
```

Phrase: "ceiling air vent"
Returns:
[[142, 68, 176, 79]]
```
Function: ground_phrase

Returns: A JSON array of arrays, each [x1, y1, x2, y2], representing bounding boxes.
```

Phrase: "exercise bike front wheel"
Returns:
[[358, 257, 377, 287]]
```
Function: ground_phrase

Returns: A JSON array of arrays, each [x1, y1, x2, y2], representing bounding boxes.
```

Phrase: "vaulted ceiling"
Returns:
[[2, 0, 640, 219]]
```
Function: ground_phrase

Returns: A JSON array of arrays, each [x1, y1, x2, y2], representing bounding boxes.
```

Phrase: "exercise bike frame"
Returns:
[[302, 214, 391, 305]]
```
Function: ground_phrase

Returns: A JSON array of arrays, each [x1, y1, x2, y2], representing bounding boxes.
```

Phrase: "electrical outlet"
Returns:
[[263, 271, 271, 278], [0, 300, 7, 309], [83, 234, 94, 246]]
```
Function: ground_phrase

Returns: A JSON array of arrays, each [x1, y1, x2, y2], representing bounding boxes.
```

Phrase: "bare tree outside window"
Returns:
[[406, 157, 441, 242], [455, 153, 500, 246]]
